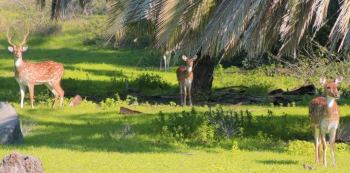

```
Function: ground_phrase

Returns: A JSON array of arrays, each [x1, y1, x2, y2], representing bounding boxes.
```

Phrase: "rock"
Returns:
[[303, 164, 316, 170], [269, 85, 316, 96], [336, 122, 350, 142], [0, 152, 44, 173], [119, 107, 142, 115], [268, 85, 316, 105], [271, 96, 291, 106], [0, 102, 23, 144], [285, 85, 316, 95], [69, 95, 82, 107], [268, 89, 284, 96]]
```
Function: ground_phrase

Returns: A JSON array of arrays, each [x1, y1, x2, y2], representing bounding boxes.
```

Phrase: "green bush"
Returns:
[[206, 107, 242, 139], [154, 108, 215, 144], [131, 73, 172, 95], [154, 107, 254, 144]]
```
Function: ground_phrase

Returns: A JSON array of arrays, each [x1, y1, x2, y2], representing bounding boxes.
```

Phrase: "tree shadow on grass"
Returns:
[[0, 75, 178, 103], [0, 46, 159, 68], [15, 108, 350, 153], [20, 111, 178, 153]]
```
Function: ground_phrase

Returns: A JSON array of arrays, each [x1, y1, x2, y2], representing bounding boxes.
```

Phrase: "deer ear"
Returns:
[[22, 46, 28, 52], [8, 46, 14, 53], [182, 55, 188, 61], [335, 77, 343, 85], [192, 55, 198, 60], [320, 77, 327, 85]]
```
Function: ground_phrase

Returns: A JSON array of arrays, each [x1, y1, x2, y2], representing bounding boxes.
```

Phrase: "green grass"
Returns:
[[1, 11, 350, 173], [0, 104, 350, 172]]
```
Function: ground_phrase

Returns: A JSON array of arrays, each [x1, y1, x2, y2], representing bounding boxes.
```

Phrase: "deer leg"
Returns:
[[19, 84, 26, 108], [28, 83, 35, 109], [329, 128, 337, 167], [188, 85, 192, 106], [52, 90, 59, 108], [160, 57, 163, 70], [314, 128, 321, 164], [163, 55, 166, 71], [320, 132, 327, 167], [53, 82, 64, 108], [183, 86, 187, 106], [318, 136, 322, 163], [179, 84, 184, 106], [166, 56, 171, 71], [45, 84, 57, 108]]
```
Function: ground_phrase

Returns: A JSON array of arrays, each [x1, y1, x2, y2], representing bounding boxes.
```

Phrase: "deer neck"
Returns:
[[13, 57, 26, 75], [326, 96, 336, 108], [14, 56, 24, 68], [187, 65, 193, 73]]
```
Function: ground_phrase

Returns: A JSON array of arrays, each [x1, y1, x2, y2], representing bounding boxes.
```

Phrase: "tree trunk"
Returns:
[[193, 55, 215, 93]]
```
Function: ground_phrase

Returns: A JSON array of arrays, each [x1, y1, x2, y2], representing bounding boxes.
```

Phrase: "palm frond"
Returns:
[[195, 0, 263, 58], [279, 0, 317, 56], [107, 0, 155, 37], [313, 0, 330, 32], [329, 0, 350, 52], [241, 0, 288, 58]]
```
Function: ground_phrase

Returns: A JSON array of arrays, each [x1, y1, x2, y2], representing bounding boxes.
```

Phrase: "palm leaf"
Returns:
[[329, 0, 350, 52]]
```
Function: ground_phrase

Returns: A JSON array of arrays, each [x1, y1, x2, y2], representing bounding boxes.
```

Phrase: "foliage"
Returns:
[[106, 0, 350, 60], [206, 107, 242, 139], [286, 140, 314, 156], [131, 73, 171, 95], [154, 108, 215, 144], [82, 16, 107, 47], [153, 107, 312, 145]]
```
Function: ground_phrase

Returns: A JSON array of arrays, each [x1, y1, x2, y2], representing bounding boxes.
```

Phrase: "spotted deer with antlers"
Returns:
[[309, 77, 342, 167], [7, 28, 65, 108], [176, 55, 197, 106]]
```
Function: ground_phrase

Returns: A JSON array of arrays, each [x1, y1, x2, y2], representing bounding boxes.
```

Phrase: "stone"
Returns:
[[0, 102, 23, 144], [119, 107, 142, 115], [0, 152, 44, 173], [69, 95, 82, 107], [337, 122, 350, 142]]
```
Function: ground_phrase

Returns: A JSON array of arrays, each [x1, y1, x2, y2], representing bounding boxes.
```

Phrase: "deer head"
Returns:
[[181, 55, 197, 72], [320, 77, 343, 98], [7, 28, 30, 62]]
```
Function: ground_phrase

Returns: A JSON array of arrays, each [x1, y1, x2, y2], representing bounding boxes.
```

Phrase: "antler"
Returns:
[[6, 27, 15, 47], [20, 28, 30, 46]]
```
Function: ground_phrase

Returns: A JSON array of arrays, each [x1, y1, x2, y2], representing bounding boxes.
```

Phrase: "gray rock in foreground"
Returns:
[[0, 102, 23, 144], [337, 122, 350, 142], [0, 152, 44, 173]]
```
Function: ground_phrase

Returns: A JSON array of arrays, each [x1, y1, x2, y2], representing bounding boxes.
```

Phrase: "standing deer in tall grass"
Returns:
[[176, 55, 197, 106], [309, 77, 342, 167], [7, 28, 65, 108]]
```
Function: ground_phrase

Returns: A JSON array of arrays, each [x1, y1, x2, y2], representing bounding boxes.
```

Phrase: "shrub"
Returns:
[[133, 74, 170, 90], [130, 73, 172, 95], [206, 107, 241, 139], [126, 95, 138, 105], [154, 107, 253, 144], [82, 16, 106, 47], [154, 108, 215, 144], [34, 22, 62, 36]]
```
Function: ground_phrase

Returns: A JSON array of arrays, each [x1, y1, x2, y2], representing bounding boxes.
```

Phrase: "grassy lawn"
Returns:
[[0, 17, 350, 172], [0, 105, 349, 172]]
